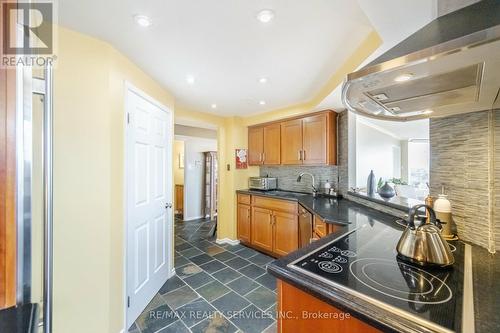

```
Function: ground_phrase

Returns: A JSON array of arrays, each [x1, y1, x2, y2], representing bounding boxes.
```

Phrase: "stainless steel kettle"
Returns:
[[396, 204, 454, 267]]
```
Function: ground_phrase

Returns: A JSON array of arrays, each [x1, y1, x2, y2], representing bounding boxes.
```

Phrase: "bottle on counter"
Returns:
[[323, 180, 331, 194], [367, 170, 376, 196], [434, 186, 457, 240]]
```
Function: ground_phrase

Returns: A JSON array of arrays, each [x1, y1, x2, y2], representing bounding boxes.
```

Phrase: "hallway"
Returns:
[[128, 218, 277, 333]]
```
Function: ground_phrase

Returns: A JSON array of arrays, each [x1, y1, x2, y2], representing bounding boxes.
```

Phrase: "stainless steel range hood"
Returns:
[[342, 0, 500, 121]]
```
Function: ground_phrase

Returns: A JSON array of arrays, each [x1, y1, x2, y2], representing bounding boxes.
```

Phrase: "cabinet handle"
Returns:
[[262, 152, 265, 162], [302, 150, 306, 160], [298, 150, 301, 161]]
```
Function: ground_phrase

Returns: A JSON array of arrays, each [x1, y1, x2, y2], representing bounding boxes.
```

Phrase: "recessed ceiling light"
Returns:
[[259, 100, 266, 105], [211, 104, 217, 109], [259, 77, 268, 84], [394, 73, 414, 82], [134, 15, 152, 27], [186, 75, 195, 85], [256, 9, 275, 23], [422, 109, 434, 114]]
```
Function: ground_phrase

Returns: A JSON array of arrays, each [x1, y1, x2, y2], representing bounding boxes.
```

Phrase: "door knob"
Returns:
[[165, 203, 173, 209]]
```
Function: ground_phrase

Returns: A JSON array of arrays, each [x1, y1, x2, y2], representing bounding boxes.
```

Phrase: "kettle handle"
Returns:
[[407, 204, 437, 229]]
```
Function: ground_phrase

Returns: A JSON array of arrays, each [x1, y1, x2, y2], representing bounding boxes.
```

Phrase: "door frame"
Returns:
[[123, 82, 174, 329]]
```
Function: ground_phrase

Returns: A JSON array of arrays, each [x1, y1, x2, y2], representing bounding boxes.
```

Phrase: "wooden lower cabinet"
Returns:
[[273, 211, 299, 256], [251, 207, 274, 252], [277, 280, 381, 333], [237, 204, 251, 244]]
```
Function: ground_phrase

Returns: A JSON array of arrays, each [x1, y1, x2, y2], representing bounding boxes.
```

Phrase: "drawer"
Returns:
[[252, 195, 297, 213], [313, 215, 327, 237], [237, 194, 251, 205]]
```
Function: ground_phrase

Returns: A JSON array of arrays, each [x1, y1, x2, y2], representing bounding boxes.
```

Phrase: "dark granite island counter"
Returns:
[[266, 201, 499, 333]]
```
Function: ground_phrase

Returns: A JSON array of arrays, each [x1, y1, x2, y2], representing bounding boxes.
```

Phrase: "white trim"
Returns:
[[123, 81, 175, 330], [216, 238, 241, 246], [183, 215, 205, 221]]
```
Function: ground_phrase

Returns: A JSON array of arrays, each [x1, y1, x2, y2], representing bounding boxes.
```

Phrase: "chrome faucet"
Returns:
[[297, 172, 318, 197]]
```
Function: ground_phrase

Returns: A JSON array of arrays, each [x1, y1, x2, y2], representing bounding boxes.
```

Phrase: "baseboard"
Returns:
[[216, 238, 240, 246], [183, 215, 204, 221]]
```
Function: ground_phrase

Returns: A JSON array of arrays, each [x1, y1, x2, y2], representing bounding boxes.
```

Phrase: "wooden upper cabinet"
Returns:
[[281, 119, 303, 165], [248, 110, 338, 166], [273, 211, 299, 256], [248, 127, 264, 165], [302, 114, 327, 165], [263, 123, 281, 165], [251, 207, 273, 252]]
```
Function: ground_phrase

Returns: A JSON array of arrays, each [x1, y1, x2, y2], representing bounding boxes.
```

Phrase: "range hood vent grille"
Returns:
[[365, 64, 482, 116]]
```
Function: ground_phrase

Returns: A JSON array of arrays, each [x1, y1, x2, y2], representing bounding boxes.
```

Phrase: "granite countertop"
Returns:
[[237, 189, 391, 226], [264, 200, 500, 333]]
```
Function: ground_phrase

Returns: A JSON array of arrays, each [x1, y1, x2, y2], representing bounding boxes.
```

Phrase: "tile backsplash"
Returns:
[[260, 165, 338, 194], [430, 109, 499, 252]]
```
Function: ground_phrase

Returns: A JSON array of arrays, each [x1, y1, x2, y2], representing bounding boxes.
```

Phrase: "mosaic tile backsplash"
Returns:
[[430, 110, 499, 252], [260, 165, 339, 194]]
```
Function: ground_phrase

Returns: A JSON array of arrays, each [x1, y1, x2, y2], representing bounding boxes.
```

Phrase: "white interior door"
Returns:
[[126, 86, 173, 328]]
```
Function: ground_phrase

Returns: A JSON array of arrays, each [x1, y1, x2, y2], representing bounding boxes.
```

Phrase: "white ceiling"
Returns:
[[316, 0, 437, 111], [58, 0, 374, 116]]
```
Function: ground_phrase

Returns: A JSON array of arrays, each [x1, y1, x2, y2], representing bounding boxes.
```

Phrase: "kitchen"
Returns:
[[235, 1, 500, 332], [1, 1, 499, 333]]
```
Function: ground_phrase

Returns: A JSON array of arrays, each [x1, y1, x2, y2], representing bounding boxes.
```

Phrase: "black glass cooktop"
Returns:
[[289, 222, 464, 332]]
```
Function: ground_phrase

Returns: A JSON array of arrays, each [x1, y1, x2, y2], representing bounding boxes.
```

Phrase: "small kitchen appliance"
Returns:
[[248, 177, 277, 191]]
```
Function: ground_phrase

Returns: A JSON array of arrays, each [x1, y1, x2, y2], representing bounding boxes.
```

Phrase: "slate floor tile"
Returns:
[[244, 286, 276, 311], [229, 304, 274, 333], [250, 253, 275, 267], [234, 247, 258, 259], [212, 267, 242, 284], [213, 251, 237, 262], [175, 242, 193, 252], [183, 271, 215, 289], [180, 247, 203, 258], [225, 257, 251, 270], [211, 291, 250, 315], [176, 298, 217, 327], [227, 276, 259, 296], [262, 321, 277, 333], [159, 275, 185, 295], [191, 312, 238, 333], [205, 245, 226, 256], [190, 253, 214, 265], [199, 260, 227, 274], [196, 280, 230, 302], [135, 295, 177, 333], [163, 285, 198, 310], [256, 274, 277, 291], [238, 264, 266, 279], [176, 263, 202, 278], [174, 256, 190, 268], [222, 244, 245, 253], [157, 319, 190, 333]]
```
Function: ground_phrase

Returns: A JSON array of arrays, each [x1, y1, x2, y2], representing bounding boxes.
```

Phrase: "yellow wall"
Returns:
[[54, 27, 175, 333], [173, 140, 184, 185]]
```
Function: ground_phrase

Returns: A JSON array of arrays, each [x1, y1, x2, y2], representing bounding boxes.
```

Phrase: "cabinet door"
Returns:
[[237, 204, 251, 243], [251, 207, 273, 252], [273, 211, 298, 256], [302, 114, 327, 165], [281, 119, 303, 165], [248, 126, 264, 165], [263, 123, 281, 165]]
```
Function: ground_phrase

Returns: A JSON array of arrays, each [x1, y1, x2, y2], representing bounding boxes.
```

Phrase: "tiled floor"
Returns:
[[128, 218, 277, 333]]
